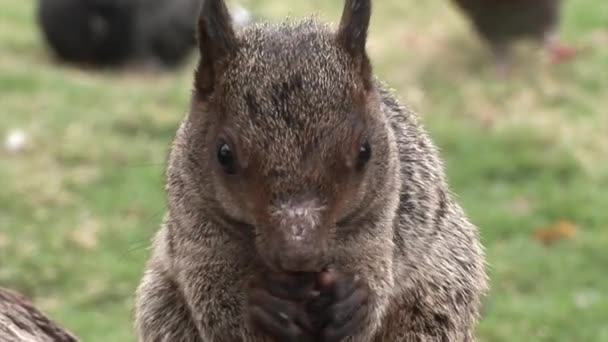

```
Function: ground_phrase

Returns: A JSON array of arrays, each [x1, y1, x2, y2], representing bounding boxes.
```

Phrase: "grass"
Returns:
[[1, 0, 607, 341]]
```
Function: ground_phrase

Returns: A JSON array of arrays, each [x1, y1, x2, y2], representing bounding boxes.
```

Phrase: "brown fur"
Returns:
[[135, 0, 488, 341]]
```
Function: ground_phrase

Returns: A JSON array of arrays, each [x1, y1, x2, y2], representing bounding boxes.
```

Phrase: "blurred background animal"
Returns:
[[451, 0, 576, 73], [129, 0, 202, 68], [37, 0, 136, 67], [37, 0, 254, 69]]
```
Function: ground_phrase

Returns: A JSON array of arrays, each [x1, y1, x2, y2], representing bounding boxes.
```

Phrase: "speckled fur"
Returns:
[[134, 1, 488, 341]]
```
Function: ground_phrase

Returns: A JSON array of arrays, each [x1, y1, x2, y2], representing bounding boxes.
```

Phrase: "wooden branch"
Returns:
[[0, 287, 79, 342]]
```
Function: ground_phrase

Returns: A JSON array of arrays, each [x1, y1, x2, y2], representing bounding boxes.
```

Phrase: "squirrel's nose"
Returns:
[[265, 197, 329, 272], [273, 213, 329, 273]]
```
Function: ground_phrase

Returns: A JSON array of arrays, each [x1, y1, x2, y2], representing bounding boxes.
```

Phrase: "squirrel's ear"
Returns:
[[194, 0, 238, 99], [337, 0, 372, 90]]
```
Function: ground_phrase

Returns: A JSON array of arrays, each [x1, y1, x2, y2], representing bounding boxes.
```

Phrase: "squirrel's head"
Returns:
[[183, 0, 394, 272]]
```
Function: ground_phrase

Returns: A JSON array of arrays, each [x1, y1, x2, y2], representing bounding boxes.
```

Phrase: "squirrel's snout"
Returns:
[[262, 199, 330, 272], [274, 222, 329, 273]]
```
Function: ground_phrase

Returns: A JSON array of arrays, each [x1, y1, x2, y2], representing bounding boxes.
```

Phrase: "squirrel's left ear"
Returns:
[[337, 0, 372, 90]]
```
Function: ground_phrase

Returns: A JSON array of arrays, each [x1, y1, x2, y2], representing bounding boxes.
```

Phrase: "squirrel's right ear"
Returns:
[[194, 0, 238, 99], [337, 0, 372, 90]]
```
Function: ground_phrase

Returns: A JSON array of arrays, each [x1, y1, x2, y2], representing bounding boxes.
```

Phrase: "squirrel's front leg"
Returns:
[[177, 264, 250, 342]]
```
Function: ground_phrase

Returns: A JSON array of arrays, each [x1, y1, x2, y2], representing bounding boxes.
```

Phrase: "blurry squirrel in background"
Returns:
[[134, 0, 488, 341], [37, 0, 136, 66], [36, 0, 253, 69], [450, 0, 576, 72]]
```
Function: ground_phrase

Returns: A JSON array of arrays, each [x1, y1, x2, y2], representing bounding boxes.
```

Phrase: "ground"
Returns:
[[0, 1, 607, 341]]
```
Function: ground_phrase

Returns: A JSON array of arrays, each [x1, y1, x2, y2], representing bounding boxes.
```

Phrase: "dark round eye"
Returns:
[[217, 142, 236, 174], [357, 141, 371, 169]]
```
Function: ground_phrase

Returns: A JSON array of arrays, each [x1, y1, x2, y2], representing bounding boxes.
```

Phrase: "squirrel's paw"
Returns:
[[309, 269, 370, 342], [247, 272, 316, 342]]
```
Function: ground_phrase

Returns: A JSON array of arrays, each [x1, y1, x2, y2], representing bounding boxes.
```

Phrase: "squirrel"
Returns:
[[37, 0, 136, 66], [130, 0, 202, 68], [37, 0, 254, 69], [35, 0, 198, 68], [134, 0, 488, 341], [450, 0, 576, 70]]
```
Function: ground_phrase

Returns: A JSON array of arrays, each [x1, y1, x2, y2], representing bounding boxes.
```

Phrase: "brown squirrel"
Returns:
[[0, 287, 78, 342], [134, 0, 488, 341]]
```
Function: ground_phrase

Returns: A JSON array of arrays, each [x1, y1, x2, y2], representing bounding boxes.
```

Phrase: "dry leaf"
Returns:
[[0, 233, 8, 249], [572, 289, 600, 309], [507, 196, 534, 216], [533, 219, 578, 245], [68, 215, 99, 250]]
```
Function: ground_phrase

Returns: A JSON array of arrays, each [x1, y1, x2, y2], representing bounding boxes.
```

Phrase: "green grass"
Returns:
[[1, 1, 607, 341]]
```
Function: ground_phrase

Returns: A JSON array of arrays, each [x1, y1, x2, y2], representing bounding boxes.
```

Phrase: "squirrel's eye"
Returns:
[[357, 141, 371, 169], [217, 142, 236, 174]]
